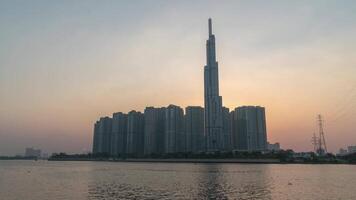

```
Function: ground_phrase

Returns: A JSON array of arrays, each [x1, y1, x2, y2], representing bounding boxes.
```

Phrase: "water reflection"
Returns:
[[196, 164, 272, 199], [86, 164, 174, 199], [88, 182, 166, 200], [88, 181, 165, 199], [197, 164, 229, 199], [86, 163, 273, 199]]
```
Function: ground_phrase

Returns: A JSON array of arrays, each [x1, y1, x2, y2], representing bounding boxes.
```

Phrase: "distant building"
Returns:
[[110, 112, 128, 157], [165, 105, 185, 153], [93, 117, 112, 154], [222, 107, 231, 151], [230, 110, 238, 150], [185, 106, 204, 153], [231, 106, 267, 151], [92, 120, 100, 154], [338, 148, 348, 156], [100, 117, 113, 154], [293, 152, 314, 160], [348, 145, 356, 154], [267, 142, 281, 151], [25, 147, 41, 158], [126, 111, 144, 156], [144, 107, 166, 155]]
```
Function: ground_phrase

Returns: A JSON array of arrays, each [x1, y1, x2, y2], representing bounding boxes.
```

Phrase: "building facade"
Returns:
[[204, 18, 223, 151], [110, 112, 128, 157], [231, 106, 267, 151], [185, 106, 204, 153], [144, 107, 166, 155], [126, 111, 144, 156], [222, 106, 231, 151], [94, 117, 113, 154], [165, 105, 185, 153], [92, 120, 100, 154]]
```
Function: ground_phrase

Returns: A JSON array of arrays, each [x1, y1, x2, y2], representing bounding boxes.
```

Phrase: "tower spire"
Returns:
[[204, 18, 223, 151], [208, 18, 212, 36]]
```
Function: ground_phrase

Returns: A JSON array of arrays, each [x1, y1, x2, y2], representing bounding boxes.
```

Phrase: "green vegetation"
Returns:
[[337, 153, 356, 164], [0, 156, 38, 160], [48, 150, 355, 164]]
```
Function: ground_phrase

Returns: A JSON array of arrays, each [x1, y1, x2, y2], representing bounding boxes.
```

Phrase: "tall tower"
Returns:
[[204, 18, 223, 151], [317, 114, 328, 155]]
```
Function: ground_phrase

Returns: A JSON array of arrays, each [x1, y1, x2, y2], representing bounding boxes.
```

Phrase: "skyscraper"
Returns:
[[204, 18, 223, 151], [126, 111, 145, 156], [229, 110, 239, 150], [232, 106, 267, 151], [95, 117, 112, 154], [92, 120, 100, 154], [222, 106, 231, 151], [144, 107, 166, 155], [165, 105, 185, 153], [110, 112, 128, 157], [185, 106, 204, 153]]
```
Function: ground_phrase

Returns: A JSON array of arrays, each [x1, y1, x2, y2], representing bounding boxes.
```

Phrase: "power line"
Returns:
[[328, 83, 356, 122]]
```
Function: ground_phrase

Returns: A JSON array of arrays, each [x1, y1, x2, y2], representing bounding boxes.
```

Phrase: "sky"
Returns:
[[0, 0, 356, 155]]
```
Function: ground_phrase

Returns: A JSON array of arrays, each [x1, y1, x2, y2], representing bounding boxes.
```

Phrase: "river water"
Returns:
[[0, 160, 355, 199]]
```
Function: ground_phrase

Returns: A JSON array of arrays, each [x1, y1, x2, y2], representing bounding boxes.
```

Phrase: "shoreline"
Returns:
[[45, 158, 353, 164], [2, 158, 354, 164], [108, 158, 280, 164], [47, 158, 280, 163]]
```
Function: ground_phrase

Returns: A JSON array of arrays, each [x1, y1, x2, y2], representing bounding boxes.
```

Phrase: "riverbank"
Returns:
[[47, 151, 356, 164], [119, 158, 280, 163], [48, 158, 281, 163], [47, 158, 356, 164]]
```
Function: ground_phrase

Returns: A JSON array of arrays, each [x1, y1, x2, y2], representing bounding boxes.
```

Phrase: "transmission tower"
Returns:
[[316, 114, 327, 155], [311, 132, 318, 152]]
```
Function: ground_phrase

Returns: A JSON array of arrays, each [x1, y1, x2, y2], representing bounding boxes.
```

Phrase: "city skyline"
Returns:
[[1, 1, 356, 155]]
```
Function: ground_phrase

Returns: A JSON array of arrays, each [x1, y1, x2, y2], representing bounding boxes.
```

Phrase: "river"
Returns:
[[0, 160, 355, 199]]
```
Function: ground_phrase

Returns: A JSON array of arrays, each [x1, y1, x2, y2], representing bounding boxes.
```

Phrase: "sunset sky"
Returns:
[[1, 1, 356, 155]]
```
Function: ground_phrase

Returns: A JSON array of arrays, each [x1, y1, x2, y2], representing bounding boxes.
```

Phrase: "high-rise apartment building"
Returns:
[[92, 120, 100, 154], [222, 107, 231, 151], [144, 107, 166, 155], [165, 105, 185, 153], [185, 106, 204, 153], [231, 106, 267, 151], [94, 117, 112, 154], [110, 112, 128, 156], [126, 111, 144, 156]]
